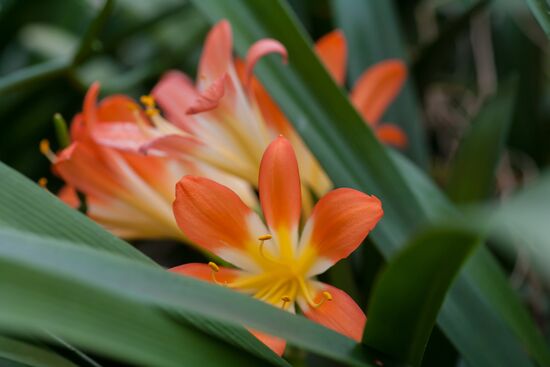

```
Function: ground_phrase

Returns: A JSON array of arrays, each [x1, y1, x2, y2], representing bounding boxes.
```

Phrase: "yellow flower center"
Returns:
[[209, 234, 332, 310]]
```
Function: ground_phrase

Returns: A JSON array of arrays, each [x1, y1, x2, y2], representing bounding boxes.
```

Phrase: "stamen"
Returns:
[[140, 95, 156, 108], [208, 261, 226, 286], [39, 139, 56, 162], [297, 277, 333, 309], [258, 234, 278, 262], [258, 234, 272, 241], [281, 296, 291, 309], [145, 108, 160, 117], [38, 177, 48, 189]]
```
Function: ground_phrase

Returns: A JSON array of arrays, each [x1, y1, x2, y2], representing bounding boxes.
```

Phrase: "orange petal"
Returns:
[[197, 20, 232, 89], [140, 134, 202, 157], [83, 82, 101, 129], [315, 30, 347, 85], [258, 137, 301, 242], [92, 122, 151, 152], [173, 176, 267, 270], [152, 71, 198, 132], [300, 282, 366, 342], [245, 39, 287, 87], [300, 188, 383, 275], [58, 185, 80, 209], [350, 60, 407, 124], [97, 95, 140, 122], [54, 143, 123, 200], [250, 329, 286, 356], [376, 123, 407, 148], [186, 74, 227, 115], [170, 262, 243, 284]]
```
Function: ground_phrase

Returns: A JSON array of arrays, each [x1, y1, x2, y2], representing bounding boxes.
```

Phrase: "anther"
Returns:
[[39, 139, 56, 162], [145, 108, 160, 117], [208, 262, 226, 286], [38, 177, 48, 188], [140, 95, 156, 108], [281, 296, 291, 309], [313, 291, 333, 308], [258, 234, 274, 260]]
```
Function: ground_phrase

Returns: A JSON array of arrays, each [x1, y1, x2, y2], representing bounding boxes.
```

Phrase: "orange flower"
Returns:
[[171, 136, 383, 355], [91, 20, 332, 204], [44, 83, 256, 241], [316, 30, 408, 147]]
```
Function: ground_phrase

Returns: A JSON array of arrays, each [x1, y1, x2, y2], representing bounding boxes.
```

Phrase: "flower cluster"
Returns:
[[43, 20, 403, 355]]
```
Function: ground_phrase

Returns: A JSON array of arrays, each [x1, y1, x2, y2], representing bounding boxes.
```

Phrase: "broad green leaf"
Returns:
[[488, 171, 550, 283], [0, 229, 396, 367], [0, 235, 272, 367], [0, 162, 151, 264], [364, 228, 479, 366], [331, 0, 428, 167], [0, 59, 70, 96], [0, 335, 78, 367], [447, 82, 516, 203], [526, 0, 550, 39], [186, 1, 549, 365]]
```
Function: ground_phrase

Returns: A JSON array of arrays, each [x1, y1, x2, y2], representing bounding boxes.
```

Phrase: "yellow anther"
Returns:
[[312, 291, 333, 308], [258, 234, 272, 241], [208, 261, 220, 272], [127, 102, 139, 111], [140, 95, 156, 108], [145, 108, 160, 117], [39, 139, 50, 155], [39, 139, 56, 162], [281, 296, 291, 309], [208, 261, 227, 286], [38, 177, 48, 188]]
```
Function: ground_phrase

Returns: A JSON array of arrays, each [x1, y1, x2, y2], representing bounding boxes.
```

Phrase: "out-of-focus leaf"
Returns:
[[19, 24, 78, 59], [447, 81, 516, 203], [188, 1, 549, 366], [0, 59, 70, 95], [72, 0, 114, 65], [487, 171, 550, 283], [331, 0, 428, 167], [0, 229, 397, 367], [526, 0, 550, 39], [0, 162, 151, 263], [0, 233, 275, 367], [0, 335, 78, 367], [364, 228, 479, 366]]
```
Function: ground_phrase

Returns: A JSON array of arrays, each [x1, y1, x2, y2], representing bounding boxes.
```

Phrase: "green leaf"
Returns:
[[72, 0, 114, 65], [526, 0, 550, 39], [0, 162, 151, 264], [447, 81, 516, 203], [488, 171, 550, 283], [0, 229, 395, 367], [187, 1, 549, 365], [331, 0, 429, 167], [0, 59, 71, 96], [0, 335, 78, 367], [363, 228, 479, 366]]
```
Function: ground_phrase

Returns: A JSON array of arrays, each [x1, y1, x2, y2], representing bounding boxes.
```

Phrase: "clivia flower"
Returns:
[[43, 83, 256, 241], [91, 20, 332, 206], [250, 29, 408, 149], [171, 136, 383, 354]]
